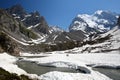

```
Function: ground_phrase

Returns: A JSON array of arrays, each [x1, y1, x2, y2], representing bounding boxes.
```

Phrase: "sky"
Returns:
[[0, 0, 120, 30]]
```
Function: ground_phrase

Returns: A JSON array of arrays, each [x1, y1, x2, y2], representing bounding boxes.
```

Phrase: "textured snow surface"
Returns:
[[20, 51, 120, 80], [22, 51, 120, 69], [39, 71, 111, 80], [77, 14, 98, 28], [1, 52, 112, 80], [0, 53, 27, 75]]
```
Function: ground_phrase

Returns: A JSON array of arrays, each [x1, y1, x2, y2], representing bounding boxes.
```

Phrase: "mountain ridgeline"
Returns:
[[0, 4, 120, 55]]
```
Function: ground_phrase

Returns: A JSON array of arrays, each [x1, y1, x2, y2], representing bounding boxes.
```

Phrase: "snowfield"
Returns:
[[21, 51, 120, 69], [0, 53, 38, 79], [39, 71, 111, 80], [0, 51, 120, 80], [20, 25, 120, 80], [20, 50, 120, 80], [0, 53, 27, 75]]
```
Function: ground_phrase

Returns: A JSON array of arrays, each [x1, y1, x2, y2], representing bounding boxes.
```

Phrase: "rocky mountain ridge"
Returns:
[[0, 4, 120, 54], [6, 5, 89, 43]]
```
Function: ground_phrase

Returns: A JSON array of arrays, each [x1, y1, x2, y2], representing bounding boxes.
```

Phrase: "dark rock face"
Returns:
[[0, 9, 20, 35], [6, 4, 50, 35], [0, 9, 38, 41], [3, 4, 119, 53], [46, 30, 86, 43], [23, 11, 41, 26], [6, 4, 27, 19], [0, 9, 39, 55], [32, 16, 50, 34], [117, 16, 120, 26], [6, 4, 87, 44], [0, 32, 19, 56]]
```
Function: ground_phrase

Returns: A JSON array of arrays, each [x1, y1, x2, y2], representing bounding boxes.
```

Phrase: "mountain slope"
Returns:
[[0, 9, 40, 54], [0, 9, 38, 41], [72, 16, 120, 53], [7, 4, 50, 35], [1, 4, 120, 53], [5, 5, 91, 44]]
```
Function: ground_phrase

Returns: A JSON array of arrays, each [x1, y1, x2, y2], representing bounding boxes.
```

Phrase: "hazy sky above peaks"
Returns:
[[0, 0, 120, 30]]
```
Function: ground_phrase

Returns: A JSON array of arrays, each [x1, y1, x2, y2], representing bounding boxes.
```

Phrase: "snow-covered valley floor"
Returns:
[[0, 51, 120, 80], [20, 51, 120, 80], [21, 51, 120, 69]]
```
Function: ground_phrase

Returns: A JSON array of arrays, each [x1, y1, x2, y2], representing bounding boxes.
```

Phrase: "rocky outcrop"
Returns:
[[0, 9, 38, 41], [0, 32, 19, 55], [7, 4, 50, 35], [0, 68, 34, 80], [0, 9, 39, 55], [117, 16, 120, 26]]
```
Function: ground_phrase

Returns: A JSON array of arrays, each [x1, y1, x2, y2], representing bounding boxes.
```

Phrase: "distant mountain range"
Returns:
[[0, 4, 120, 55], [5, 4, 87, 43]]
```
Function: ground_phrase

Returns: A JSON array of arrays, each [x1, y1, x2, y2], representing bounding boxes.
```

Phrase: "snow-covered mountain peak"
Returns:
[[69, 10, 118, 33]]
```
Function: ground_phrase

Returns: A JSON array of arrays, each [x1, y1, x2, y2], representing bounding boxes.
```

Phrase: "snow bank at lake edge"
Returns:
[[0, 53, 38, 79]]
